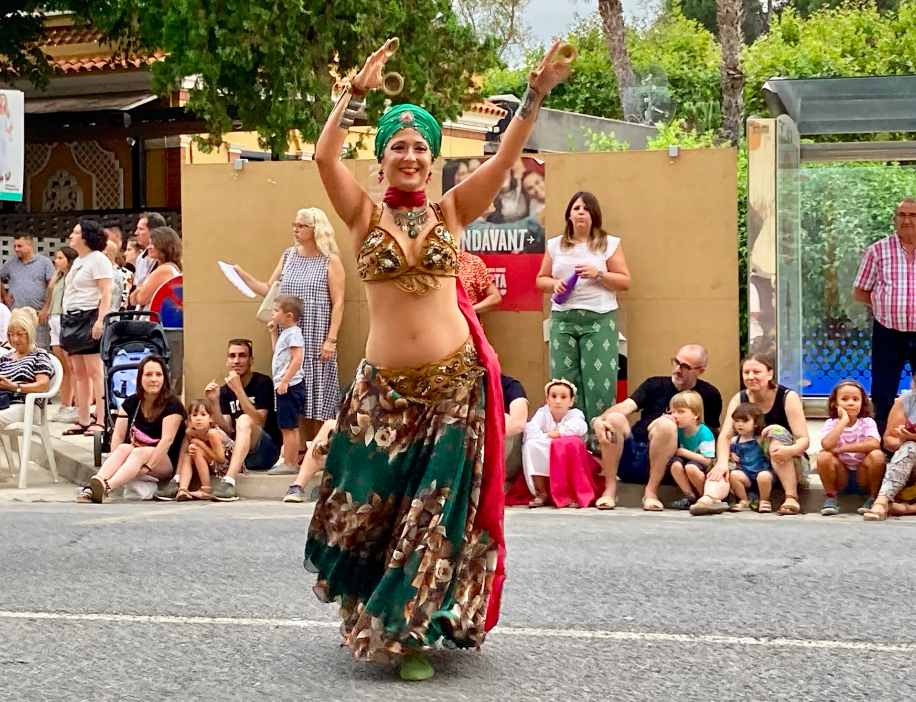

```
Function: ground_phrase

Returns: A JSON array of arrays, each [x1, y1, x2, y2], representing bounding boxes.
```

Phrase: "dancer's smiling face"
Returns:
[[381, 129, 432, 192]]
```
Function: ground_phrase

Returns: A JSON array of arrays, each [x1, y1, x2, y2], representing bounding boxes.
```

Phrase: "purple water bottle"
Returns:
[[552, 271, 579, 304]]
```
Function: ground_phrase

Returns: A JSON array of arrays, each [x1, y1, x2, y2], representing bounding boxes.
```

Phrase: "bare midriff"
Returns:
[[364, 277, 470, 369]]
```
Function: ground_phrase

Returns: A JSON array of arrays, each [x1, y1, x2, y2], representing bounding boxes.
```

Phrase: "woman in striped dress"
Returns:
[[234, 208, 345, 441]]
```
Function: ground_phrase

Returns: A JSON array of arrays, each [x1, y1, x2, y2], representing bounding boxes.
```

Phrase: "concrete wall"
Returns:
[[530, 108, 659, 152], [182, 148, 739, 419]]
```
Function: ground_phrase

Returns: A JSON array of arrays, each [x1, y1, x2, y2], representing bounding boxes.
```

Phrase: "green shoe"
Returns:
[[212, 478, 239, 502], [399, 652, 434, 682]]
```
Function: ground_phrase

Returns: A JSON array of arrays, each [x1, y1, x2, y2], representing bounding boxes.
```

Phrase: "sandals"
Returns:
[[596, 495, 616, 510], [778, 496, 801, 515], [176, 487, 193, 502], [76, 487, 93, 503], [190, 487, 214, 501], [89, 475, 108, 503], [758, 499, 773, 514], [84, 423, 104, 436], [730, 499, 750, 512], [528, 493, 552, 509], [642, 496, 664, 512], [63, 423, 91, 436], [864, 500, 890, 522]]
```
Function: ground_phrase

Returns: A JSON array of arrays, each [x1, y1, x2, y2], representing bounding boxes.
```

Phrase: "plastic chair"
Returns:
[[0, 354, 64, 489]]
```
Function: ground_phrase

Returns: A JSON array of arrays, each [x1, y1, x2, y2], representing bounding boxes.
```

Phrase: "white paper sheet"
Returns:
[[218, 261, 256, 298]]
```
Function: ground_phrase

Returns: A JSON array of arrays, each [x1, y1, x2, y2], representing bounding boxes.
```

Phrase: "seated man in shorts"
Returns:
[[502, 372, 529, 485], [591, 344, 723, 511], [159, 338, 281, 501]]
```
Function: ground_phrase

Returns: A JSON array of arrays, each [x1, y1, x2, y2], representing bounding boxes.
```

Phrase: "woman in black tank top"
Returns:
[[693, 353, 809, 516]]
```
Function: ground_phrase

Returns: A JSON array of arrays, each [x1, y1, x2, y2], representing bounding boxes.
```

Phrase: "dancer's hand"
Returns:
[[528, 42, 574, 98], [352, 39, 397, 93]]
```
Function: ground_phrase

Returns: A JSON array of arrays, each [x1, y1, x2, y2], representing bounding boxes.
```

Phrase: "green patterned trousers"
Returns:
[[549, 309, 618, 446]]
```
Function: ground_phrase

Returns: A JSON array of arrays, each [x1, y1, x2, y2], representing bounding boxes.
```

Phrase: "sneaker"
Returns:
[[857, 496, 876, 515], [267, 464, 300, 476], [212, 478, 239, 502], [155, 481, 180, 501], [283, 485, 306, 503], [53, 406, 79, 423], [821, 497, 839, 516], [670, 495, 696, 510]]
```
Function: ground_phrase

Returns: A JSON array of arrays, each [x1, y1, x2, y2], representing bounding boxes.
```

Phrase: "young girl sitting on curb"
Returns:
[[174, 399, 233, 501], [817, 380, 885, 516], [728, 403, 773, 512], [522, 379, 591, 508], [667, 390, 716, 510]]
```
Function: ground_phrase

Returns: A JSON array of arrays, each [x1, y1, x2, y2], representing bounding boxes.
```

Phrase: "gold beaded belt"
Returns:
[[371, 338, 482, 403]]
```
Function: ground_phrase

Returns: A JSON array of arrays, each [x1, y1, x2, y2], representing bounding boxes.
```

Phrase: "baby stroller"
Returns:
[[93, 311, 171, 467]]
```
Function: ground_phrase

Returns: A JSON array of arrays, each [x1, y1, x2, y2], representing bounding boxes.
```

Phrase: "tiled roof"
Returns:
[[52, 53, 164, 74], [43, 24, 105, 46], [471, 101, 508, 117]]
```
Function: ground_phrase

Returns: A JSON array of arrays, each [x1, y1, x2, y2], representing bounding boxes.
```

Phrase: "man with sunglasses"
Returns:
[[591, 344, 722, 511], [157, 338, 281, 501]]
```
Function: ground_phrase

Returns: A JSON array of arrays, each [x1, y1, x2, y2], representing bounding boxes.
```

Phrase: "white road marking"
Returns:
[[0, 610, 912, 653]]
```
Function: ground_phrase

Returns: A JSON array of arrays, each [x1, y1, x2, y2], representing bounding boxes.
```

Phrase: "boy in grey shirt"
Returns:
[[269, 295, 306, 474]]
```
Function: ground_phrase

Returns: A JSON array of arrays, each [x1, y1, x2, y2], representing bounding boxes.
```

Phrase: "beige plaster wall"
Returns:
[[182, 148, 739, 420]]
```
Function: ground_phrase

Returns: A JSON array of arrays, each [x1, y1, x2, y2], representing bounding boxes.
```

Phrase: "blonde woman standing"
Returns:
[[234, 208, 345, 442]]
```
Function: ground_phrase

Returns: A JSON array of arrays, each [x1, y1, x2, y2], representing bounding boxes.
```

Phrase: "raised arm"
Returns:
[[314, 42, 396, 231], [441, 43, 573, 227]]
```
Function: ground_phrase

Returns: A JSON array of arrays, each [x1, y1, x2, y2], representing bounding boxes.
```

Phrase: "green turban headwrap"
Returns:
[[374, 104, 442, 162]]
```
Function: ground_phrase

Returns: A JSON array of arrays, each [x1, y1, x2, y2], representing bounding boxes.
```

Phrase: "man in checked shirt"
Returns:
[[854, 197, 916, 433]]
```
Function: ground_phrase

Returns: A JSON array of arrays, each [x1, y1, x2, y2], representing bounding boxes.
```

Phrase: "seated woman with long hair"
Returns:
[[77, 355, 186, 503]]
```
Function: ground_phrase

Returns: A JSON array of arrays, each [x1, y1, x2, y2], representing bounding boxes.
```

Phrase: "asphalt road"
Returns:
[[2, 502, 915, 701]]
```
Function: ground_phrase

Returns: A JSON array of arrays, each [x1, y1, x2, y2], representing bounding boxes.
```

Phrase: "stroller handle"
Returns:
[[103, 310, 161, 325]]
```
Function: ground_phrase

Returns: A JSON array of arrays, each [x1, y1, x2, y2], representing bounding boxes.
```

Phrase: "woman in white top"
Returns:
[[61, 219, 112, 436], [129, 226, 181, 310], [536, 191, 631, 447]]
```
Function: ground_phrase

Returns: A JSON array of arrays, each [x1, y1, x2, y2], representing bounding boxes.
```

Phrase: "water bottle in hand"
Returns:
[[552, 271, 579, 304]]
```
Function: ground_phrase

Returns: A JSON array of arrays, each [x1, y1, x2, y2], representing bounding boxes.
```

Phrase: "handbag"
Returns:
[[60, 308, 100, 354], [127, 400, 160, 448], [256, 249, 292, 322]]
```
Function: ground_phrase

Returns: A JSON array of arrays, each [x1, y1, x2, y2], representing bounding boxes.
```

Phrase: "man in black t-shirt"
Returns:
[[502, 373, 529, 482], [591, 344, 723, 511], [204, 339, 282, 501]]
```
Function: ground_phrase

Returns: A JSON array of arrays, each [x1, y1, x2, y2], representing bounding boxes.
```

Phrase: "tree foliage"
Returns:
[[743, 3, 916, 115], [80, 0, 499, 157], [673, 0, 768, 42], [483, 11, 721, 129], [452, 0, 534, 62]]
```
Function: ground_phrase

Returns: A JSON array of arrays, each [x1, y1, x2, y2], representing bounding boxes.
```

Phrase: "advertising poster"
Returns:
[[0, 90, 24, 203], [442, 156, 545, 311]]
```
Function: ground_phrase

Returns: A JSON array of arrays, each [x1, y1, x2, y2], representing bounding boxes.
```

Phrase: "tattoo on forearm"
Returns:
[[518, 86, 539, 121]]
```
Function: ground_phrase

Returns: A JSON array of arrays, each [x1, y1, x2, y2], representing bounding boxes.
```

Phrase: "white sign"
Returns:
[[0, 90, 24, 203]]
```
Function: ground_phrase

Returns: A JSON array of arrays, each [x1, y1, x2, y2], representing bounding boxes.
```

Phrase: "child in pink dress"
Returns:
[[522, 379, 599, 508], [817, 380, 886, 516]]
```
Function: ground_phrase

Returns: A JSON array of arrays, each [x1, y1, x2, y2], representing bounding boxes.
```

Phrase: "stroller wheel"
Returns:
[[93, 431, 106, 467]]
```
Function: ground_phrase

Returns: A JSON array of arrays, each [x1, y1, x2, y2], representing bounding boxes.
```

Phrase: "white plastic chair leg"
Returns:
[[39, 424, 58, 483], [1, 434, 15, 483], [17, 417, 34, 490]]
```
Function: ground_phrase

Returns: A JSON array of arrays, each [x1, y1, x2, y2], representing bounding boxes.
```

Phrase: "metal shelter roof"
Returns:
[[762, 75, 916, 135]]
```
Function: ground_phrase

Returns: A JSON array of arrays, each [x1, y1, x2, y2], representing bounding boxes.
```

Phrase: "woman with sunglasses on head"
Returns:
[[304, 40, 572, 680], [233, 208, 344, 445]]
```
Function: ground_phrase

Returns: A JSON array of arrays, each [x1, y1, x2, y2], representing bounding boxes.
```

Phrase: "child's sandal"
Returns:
[[176, 487, 193, 502], [191, 487, 214, 501], [730, 499, 750, 512], [757, 499, 772, 513]]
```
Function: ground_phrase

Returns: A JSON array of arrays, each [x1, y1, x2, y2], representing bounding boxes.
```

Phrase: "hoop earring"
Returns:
[[377, 170, 384, 184]]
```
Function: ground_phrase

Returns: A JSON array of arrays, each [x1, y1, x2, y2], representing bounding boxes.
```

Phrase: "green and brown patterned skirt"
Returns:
[[304, 339, 499, 663]]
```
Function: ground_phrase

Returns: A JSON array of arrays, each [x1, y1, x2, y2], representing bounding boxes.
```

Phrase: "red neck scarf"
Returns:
[[383, 187, 427, 210], [455, 280, 506, 632]]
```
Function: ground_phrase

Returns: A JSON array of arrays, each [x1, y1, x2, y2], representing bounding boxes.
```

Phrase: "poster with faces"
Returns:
[[0, 90, 24, 203]]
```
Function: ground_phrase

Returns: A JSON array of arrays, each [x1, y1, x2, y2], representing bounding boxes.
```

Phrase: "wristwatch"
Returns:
[[15, 385, 22, 394]]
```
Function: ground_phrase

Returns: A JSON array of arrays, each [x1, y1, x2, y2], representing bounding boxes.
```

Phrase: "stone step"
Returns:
[[234, 471, 323, 501]]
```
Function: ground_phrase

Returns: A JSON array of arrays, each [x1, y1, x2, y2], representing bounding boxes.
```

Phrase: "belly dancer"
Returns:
[[305, 39, 572, 681]]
